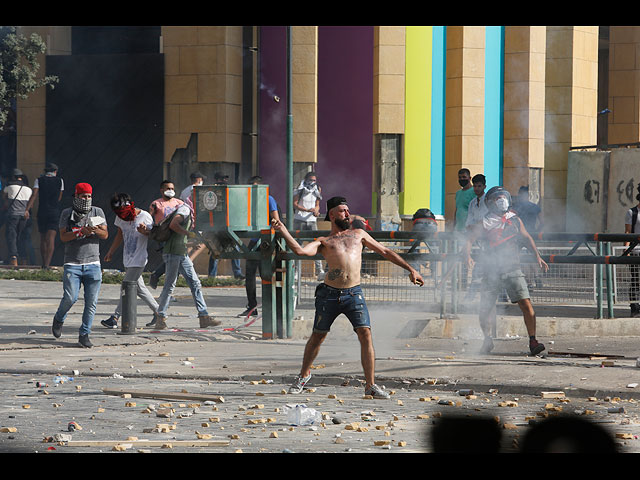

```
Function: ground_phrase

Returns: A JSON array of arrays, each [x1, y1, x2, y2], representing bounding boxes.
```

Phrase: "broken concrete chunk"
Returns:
[[112, 443, 132, 451], [541, 391, 565, 399], [53, 433, 72, 442]]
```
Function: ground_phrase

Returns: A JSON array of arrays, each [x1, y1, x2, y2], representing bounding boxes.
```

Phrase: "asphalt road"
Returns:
[[1, 278, 640, 454]]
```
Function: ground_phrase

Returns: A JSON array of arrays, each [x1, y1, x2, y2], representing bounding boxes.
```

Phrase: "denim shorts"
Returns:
[[313, 283, 371, 333]]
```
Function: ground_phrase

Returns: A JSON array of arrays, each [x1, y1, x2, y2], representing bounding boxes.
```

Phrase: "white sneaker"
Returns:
[[289, 373, 311, 394], [365, 384, 390, 399]]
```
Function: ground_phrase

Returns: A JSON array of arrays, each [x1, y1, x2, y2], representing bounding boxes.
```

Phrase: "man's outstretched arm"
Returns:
[[361, 231, 424, 286], [271, 218, 321, 257]]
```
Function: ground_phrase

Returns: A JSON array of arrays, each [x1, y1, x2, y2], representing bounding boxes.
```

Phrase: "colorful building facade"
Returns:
[[7, 25, 624, 246]]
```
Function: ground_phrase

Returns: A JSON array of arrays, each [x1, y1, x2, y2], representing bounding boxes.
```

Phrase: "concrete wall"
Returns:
[[544, 26, 599, 232]]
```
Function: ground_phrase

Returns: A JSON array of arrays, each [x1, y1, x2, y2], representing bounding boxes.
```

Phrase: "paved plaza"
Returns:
[[1, 278, 640, 453]]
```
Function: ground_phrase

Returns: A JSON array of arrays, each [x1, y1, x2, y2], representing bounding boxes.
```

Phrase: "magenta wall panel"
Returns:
[[317, 26, 374, 217], [257, 26, 288, 210], [258, 26, 374, 218]]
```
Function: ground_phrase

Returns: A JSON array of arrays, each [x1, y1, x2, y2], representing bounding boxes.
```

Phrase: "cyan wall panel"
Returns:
[[483, 26, 505, 189], [430, 26, 447, 216]]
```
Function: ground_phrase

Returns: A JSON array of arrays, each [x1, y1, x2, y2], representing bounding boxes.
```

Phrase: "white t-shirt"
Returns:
[[4, 184, 32, 216], [114, 210, 154, 268], [466, 193, 488, 228], [625, 207, 640, 252], [294, 182, 322, 222]]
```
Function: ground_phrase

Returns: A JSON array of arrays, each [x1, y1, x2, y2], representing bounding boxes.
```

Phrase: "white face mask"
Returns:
[[495, 197, 509, 212], [163, 189, 175, 199]]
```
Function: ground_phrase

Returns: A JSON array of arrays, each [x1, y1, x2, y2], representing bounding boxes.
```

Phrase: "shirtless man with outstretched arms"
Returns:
[[272, 196, 424, 399]]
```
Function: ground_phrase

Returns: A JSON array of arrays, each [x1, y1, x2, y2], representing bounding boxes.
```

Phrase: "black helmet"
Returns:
[[412, 208, 435, 222], [484, 186, 512, 215]]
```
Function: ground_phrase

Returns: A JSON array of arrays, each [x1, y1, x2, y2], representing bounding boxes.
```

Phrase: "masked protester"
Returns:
[[465, 186, 549, 356], [101, 193, 159, 329], [52, 182, 108, 348], [147, 180, 185, 292], [408, 208, 437, 273], [293, 171, 325, 280], [153, 198, 220, 330], [454, 168, 475, 233]]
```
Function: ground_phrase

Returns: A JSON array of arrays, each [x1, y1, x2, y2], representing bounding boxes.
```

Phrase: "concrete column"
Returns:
[[16, 27, 71, 183], [373, 26, 405, 228], [607, 26, 640, 144], [503, 26, 546, 199], [544, 26, 599, 231], [375, 134, 402, 229], [444, 26, 485, 227], [162, 26, 243, 173], [291, 26, 318, 167], [290, 27, 318, 187]]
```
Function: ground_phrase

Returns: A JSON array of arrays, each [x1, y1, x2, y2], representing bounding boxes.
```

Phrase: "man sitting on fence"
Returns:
[[464, 186, 549, 356]]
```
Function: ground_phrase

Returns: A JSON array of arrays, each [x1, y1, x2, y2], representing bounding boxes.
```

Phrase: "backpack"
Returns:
[[149, 209, 179, 243], [632, 206, 638, 234]]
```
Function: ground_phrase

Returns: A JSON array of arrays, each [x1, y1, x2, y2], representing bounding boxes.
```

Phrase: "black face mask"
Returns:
[[459, 178, 469, 187]]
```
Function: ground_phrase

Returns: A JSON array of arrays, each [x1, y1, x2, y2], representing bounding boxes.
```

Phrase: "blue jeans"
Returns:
[[208, 256, 242, 277], [54, 264, 102, 336], [158, 253, 209, 317]]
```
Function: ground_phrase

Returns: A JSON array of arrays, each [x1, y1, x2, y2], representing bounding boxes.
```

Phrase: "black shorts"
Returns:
[[37, 213, 60, 233]]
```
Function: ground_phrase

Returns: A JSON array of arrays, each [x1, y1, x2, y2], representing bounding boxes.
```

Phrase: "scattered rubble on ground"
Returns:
[[1, 371, 640, 453]]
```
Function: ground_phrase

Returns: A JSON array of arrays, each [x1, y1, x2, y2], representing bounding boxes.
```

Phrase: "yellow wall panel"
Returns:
[[403, 26, 432, 215]]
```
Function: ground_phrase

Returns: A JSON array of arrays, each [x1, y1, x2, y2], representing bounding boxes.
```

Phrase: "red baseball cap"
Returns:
[[75, 183, 93, 195]]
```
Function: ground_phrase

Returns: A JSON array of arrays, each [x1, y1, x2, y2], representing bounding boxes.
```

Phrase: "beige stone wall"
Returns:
[[444, 26, 485, 224], [16, 27, 72, 183], [544, 26, 599, 231], [503, 26, 546, 195], [608, 26, 640, 144], [373, 26, 405, 134], [162, 26, 243, 166], [291, 26, 318, 163]]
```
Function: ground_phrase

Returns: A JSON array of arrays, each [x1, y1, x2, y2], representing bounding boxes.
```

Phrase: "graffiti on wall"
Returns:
[[584, 179, 601, 204], [616, 178, 636, 207]]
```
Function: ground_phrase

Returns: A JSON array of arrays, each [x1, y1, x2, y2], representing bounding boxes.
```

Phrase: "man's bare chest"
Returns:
[[321, 232, 362, 254]]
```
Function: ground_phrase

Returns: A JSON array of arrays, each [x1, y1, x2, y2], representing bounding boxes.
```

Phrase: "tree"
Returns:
[[0, 26, 59, 131]]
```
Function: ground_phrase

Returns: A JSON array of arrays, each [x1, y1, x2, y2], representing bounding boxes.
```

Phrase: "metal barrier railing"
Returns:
[[207, 229, 640, 338]]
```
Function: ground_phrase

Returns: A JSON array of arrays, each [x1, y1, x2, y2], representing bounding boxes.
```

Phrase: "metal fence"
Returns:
[[294, 241, 628, 309], [612, 246, 639, 304]]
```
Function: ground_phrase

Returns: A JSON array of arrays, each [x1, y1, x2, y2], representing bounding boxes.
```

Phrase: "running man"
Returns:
[[272, 196, 424, 399]]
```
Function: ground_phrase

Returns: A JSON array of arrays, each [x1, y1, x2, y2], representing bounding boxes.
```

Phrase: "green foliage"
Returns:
[[0, 26, 59, 130]]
